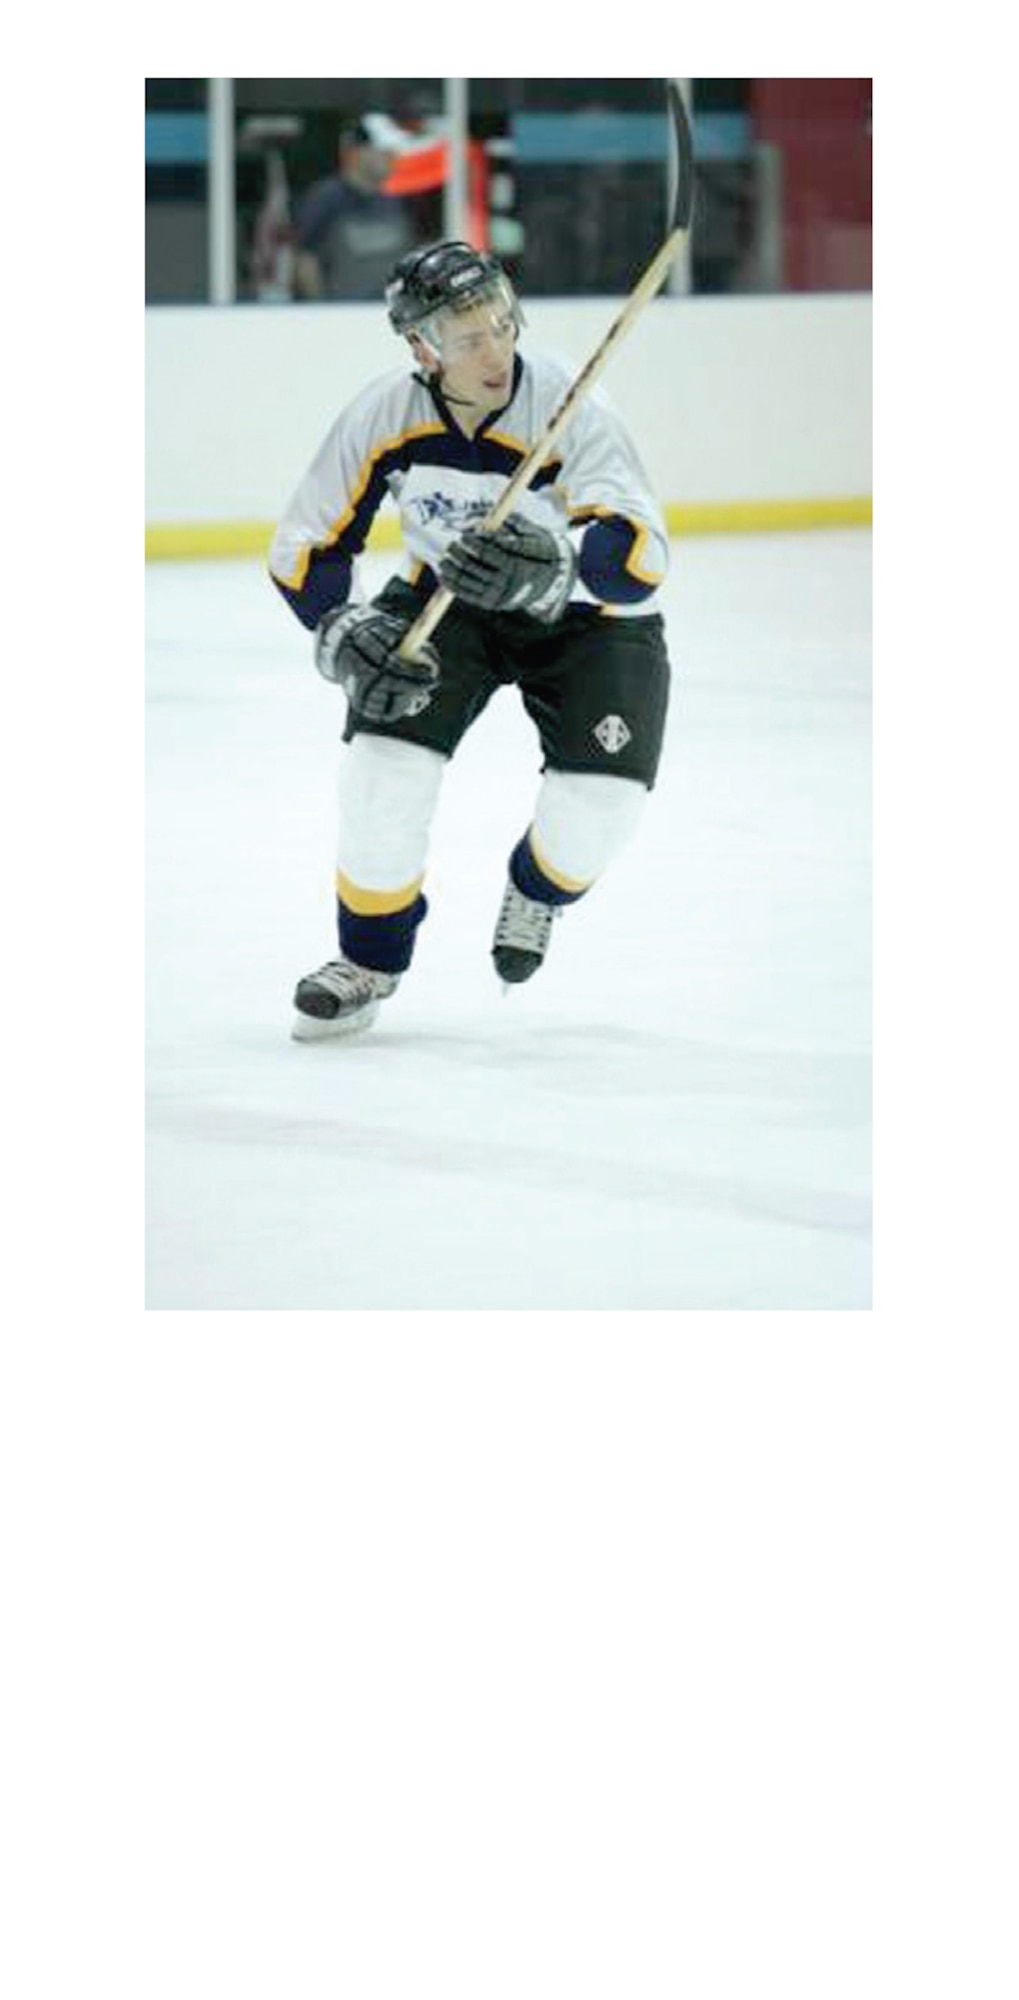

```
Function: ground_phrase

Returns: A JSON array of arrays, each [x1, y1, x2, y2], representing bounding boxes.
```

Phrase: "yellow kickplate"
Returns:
[[146, 499, 871, 561]]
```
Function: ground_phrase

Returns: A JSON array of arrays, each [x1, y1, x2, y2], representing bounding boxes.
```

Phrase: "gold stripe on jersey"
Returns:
[[566, 502, 667, 586], [335, 870, 424, 916], [484, 428, 530, 454], [622, 520, 667, 585], [275, 423, 448, 590], [484, 428, 563, 475]]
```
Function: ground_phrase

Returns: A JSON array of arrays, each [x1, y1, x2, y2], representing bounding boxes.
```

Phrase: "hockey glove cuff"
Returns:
[[439, 515, 577, 621], [314, 604, 441, 723]]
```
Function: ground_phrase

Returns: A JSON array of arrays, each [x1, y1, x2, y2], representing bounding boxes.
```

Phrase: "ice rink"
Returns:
[[146, 530, 871, 1310]]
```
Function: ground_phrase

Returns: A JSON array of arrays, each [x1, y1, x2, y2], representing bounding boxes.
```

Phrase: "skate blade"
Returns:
[[290, 1000, 380, 1042]]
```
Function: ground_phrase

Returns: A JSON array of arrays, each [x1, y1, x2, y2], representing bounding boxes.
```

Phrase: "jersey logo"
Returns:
[[593, 714, 632, 755], [411, 492, 492, 531]]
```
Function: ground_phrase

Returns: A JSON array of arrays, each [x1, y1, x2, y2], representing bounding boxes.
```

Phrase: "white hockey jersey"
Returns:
[[269, 348, 669, 630]]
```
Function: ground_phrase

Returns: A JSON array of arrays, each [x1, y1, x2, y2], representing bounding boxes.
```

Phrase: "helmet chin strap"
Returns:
[[411, 362, 472, 407], [410, 342, 476, 408]]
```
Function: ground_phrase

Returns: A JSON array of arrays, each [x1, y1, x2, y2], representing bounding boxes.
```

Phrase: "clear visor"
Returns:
[[415, 275, 522, 361]]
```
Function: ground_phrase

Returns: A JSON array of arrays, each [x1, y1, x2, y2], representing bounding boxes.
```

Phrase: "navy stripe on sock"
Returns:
[[338, 893, 428, 973], [509, 836, 587, 908]]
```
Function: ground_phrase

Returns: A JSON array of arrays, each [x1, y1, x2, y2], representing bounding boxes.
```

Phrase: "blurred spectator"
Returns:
[[292, 119, 414, 300], [249, 142, 297, 301]]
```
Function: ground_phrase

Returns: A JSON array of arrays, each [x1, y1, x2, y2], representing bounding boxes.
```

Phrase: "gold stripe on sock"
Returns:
[[528, 831, 593, 896], [335, 871, 424, 916]]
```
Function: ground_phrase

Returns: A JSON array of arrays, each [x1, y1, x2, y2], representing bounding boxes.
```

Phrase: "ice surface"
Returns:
[[146, 532, 871, 1309]]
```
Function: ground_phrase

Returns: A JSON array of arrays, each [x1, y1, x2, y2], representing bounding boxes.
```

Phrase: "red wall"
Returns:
[[750, 80, 872, 291]]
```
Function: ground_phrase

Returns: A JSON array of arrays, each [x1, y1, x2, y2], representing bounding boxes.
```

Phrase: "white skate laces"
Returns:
[[292, 957, 399, 1039], [491, 880, 560, 984], [293, 883, 561, 1038]]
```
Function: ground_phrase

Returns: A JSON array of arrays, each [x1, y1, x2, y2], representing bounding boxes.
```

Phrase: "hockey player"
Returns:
[[269, 239, 672, 1038]]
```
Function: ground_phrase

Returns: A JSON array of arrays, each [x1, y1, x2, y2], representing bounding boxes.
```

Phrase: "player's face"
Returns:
[[433, 296, 517, 414]]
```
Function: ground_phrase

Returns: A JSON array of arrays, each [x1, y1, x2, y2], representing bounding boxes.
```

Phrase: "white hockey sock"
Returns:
[[336, 736, 445, 893], [529, 769, 648, 891]]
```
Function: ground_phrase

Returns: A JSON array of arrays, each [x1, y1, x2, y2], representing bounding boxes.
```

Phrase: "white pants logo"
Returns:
[[594, 714, 632, 755]]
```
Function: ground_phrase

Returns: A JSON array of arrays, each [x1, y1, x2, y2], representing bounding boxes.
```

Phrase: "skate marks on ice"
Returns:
[[147, 1015, 870, 1242], [150, 1091, 869, 1242]]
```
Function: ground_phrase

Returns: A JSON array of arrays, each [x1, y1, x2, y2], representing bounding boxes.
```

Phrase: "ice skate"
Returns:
[[291, 957, 399, 1040], [491, 878, 560, 985]]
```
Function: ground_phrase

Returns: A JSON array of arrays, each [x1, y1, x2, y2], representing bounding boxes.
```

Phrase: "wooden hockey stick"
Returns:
[[398, 80, 694, 662]]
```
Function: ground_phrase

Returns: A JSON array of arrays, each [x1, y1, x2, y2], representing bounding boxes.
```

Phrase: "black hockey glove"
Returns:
[[314, 604, 440, 723], [439, 514, 577, 621]]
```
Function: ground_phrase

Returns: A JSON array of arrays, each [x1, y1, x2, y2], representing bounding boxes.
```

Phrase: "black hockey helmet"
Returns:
[[385, 239, 519, 339]]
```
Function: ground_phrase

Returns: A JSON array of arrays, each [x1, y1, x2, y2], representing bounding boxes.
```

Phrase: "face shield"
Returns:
[[412, 274, 523, 369]]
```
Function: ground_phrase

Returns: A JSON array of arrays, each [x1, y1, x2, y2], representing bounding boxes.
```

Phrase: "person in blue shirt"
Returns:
[[292, 120, 414, 301]]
